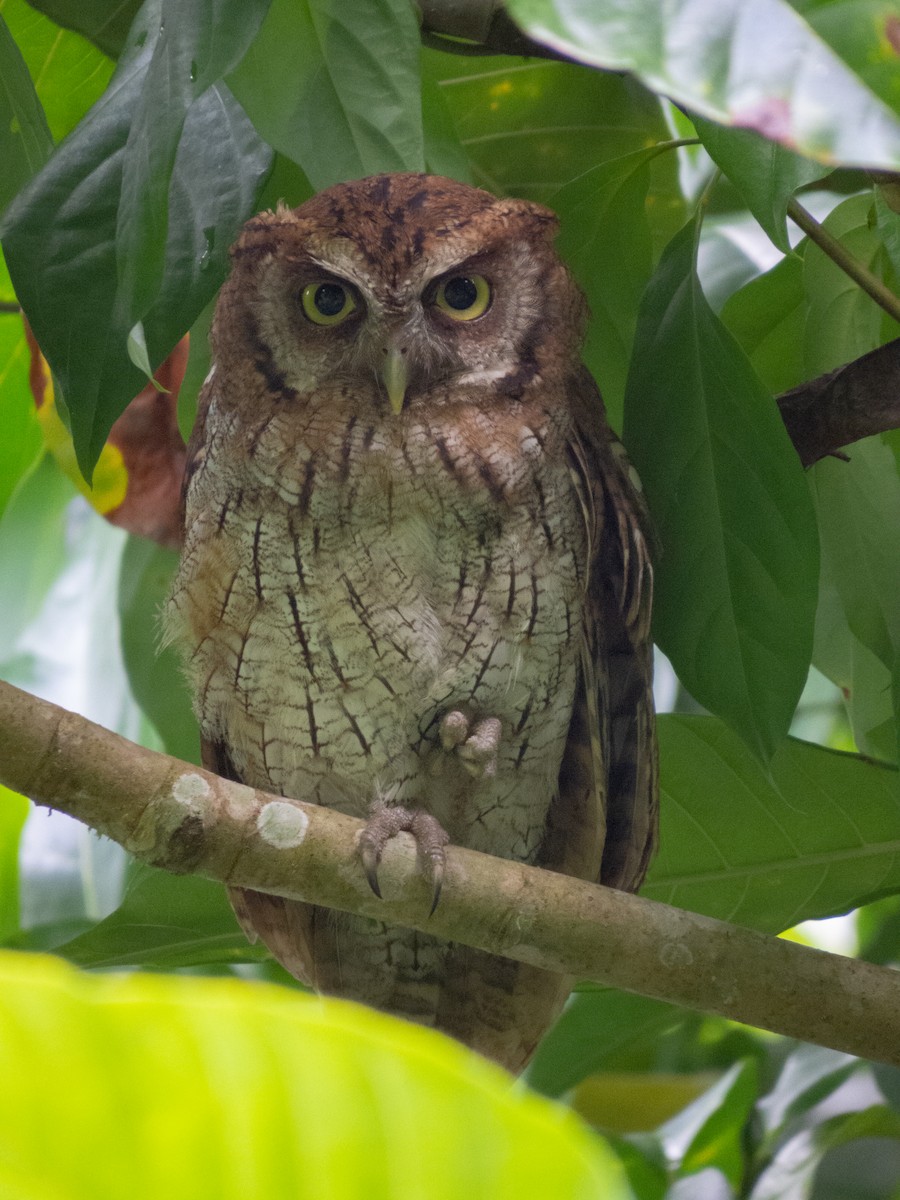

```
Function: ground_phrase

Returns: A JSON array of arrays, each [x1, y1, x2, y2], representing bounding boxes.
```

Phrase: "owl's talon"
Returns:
[[439, 710, 469, 751], [429, 858, 445, 917], [360, 842, 384, 900], [439, 713, 502, 779], [358, 804, 450, 911]]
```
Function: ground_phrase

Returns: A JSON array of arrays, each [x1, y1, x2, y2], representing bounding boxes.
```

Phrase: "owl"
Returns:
[[168, 173, 657, 1073]]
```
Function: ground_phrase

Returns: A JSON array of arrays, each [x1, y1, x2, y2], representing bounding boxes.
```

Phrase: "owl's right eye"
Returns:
[[300, 281, 357, 326]]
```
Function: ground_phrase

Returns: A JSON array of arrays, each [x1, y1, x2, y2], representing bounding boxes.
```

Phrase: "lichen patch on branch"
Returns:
[[257, 800, 310, 849], [172, 772, 211, 806]]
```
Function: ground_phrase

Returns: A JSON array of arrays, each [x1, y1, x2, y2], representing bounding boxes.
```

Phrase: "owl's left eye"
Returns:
[[434, 274, 491, 321], [301, 281, 357, 326]]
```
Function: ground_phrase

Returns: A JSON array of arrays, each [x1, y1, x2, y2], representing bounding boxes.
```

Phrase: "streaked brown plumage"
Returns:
[[167, 173, 657, 1073]]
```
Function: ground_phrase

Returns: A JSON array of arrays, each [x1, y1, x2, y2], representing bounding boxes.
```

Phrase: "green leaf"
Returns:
[[422, 46, 681, 222], [53, 863, 257, 970], [0, 10, 52, 215], [421, 67, 473, 182], [810, 437, 900, 672], [0, 951, 629, 1199], [659, 1059, 758, 1188], [750, 1105, 900, 1200], [0, 249, 43, 521], [0, 785, 29, 940], [605, 1137, 668, 1200], [644, 715, 900, 931], [19, 0, 143, 58], [692, 116, 829, 254], [506, 0, 900, 170], [720, 252, 807, 394], [552, 147, 658, 428], [806, 0, 900, 117], [0, 456, 73, 661], [623, 218, 819, 760], [228, 0, 424, 189], [118, 538, 199, 765], [1, 0, 272, 475], [813, 541, 896, 762], [756, 1044, 858, 1146], [0, 0, 115, 141], [176, 294, 217, 442], [875, 184, 900, 282], [527, 991, 682, 1097], [113, 0, 271, 338], [802, 192, 896, 377]]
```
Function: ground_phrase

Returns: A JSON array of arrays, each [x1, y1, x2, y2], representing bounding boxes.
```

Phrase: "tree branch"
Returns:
[[417, 0, 577, 63], [1, 677, 898, 1066], [777, 337, 900, 466]]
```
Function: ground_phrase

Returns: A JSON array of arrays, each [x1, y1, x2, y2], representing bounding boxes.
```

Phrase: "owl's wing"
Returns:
[[548, 367, 658, 893]]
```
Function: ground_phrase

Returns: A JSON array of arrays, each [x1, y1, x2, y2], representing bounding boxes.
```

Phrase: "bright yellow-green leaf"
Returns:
[[0, 952, 631, 1200]]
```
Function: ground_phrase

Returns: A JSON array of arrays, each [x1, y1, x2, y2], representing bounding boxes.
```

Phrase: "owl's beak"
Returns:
[[381, 346, 409, 415]]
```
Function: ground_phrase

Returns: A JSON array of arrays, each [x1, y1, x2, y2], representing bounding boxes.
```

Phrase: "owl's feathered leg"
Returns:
[[359, 798, 451, 915], [438, 711, 502, 778]]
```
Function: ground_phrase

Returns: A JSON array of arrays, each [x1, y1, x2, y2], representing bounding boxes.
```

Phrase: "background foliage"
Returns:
[[3, 0, 900, 1195]]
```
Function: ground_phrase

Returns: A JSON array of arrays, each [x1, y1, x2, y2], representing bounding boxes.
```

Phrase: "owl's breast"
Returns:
[[170, 397, 587, 856]]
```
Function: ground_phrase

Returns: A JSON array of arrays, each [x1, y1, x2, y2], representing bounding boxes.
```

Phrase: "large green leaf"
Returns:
[[114, 0, 270, 339], [623, 218, 819, 759], [527, 991, 683, 1097], [756, 1045, 858, 1148], [0, 785, 29, 940], [19, 0, 142, 58], [0, 9, 52, 214], [0, 951, 629, 1198], [720, 251, 807, 395], [551, 146, 658, 428], [228, 0, 424, 189], [813, 534, 896, 763], [421, 65, 474, 182], [0, 0, 114, 141], [692, 116, 829, 254], [0, 456, 73, 661], [750, 1105, 900, 1200], [52, 863, 259, 970], [1, 0, 272, 475], [422, 45, 680, 221], [118, 538, 199, 764], [645, 716, 900, 931], [506, 0, 900, 170], [0, 250, 42, 521], [810, 437, 900, 674], [659, 1059, 758, 1189], [802, 193, 897, 377], [806, 0, 900, 117]]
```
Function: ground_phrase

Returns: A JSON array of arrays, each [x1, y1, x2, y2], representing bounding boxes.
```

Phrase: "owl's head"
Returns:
[[214, 173, 587, 415]]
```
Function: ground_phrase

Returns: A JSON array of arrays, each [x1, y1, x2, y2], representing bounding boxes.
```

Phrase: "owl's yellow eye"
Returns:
[[434, 274, 491, 321], [301, 281, 357, 325]]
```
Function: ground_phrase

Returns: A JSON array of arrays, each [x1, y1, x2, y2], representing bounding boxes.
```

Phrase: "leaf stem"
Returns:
[[788, 198, 900, 326], [0, 301, 21, 314]]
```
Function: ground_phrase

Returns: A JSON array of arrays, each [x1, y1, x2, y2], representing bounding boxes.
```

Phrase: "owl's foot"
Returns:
[[439, 711, 502, 778], [358, 803, 451, 915]]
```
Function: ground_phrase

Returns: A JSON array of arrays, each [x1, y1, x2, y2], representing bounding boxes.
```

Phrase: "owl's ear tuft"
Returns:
[[230, 208, 294, 262], [491, 198, 559, 242]]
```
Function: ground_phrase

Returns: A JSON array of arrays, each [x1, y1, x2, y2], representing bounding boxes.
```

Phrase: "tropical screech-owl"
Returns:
[[168, 173, 658, 1073]]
